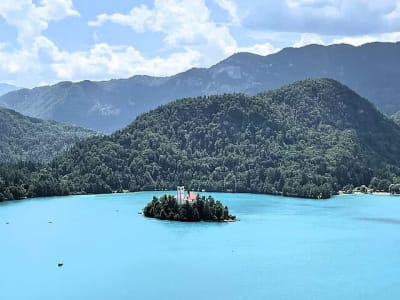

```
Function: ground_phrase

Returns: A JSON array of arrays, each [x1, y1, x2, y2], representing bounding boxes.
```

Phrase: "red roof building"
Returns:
[[177, 186, 197, 205], [188, 191, 197, 201]]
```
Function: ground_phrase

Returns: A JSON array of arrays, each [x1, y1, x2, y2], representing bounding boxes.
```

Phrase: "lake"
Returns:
[[1, 192, 399, 300]]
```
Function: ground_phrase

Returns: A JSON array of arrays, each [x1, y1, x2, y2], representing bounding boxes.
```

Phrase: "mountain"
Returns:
[[0, 42, 399, 132], [391, 111, 400, 126], [0, 107, 98, 162], [0, 83, 19, 96], [3, 79, 399, 201]]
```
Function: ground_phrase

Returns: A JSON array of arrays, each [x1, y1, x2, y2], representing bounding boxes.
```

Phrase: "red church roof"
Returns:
[[189, 191, 197, 201]]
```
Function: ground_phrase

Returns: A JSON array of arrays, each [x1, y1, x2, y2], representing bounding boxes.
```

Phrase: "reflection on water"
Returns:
[[356, 217, 400, 225]]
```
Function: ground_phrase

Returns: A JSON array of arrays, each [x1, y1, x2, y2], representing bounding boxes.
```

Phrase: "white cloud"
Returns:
[[294, 33, 325, 47], [331, 32, 400, 46], [213, 0, 240, 25], [237, 42, 279, 56], [241, 0, 400, 36], [36, 0, 79, 20], [0, 0, 79, 46], [0, 32, 202, 85], [88, 5, 152, 32], [332, 36, 377, 47], [48, 42, 202, 81], [0, 0, 80, 83], [0, 42, 11, 50], [1, 0, 399, 88], [385, 2, 400, 23], [286, 0, 336, 9], [89, 0, 237, 57], [0, 0, 225, 86]]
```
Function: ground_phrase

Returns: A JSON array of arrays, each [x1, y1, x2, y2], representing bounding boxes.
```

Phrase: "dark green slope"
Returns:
[[49, 79, 400, 199], [0, 107, 97, 162], [1, 42, 400, 133]]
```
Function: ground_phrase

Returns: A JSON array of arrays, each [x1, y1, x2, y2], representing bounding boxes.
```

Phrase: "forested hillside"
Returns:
[[1, 42, 400, 132], [2, 79, 399, 201], [0, 107, 97, 162]]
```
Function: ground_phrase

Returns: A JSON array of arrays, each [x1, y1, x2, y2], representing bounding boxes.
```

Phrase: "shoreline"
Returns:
[[338, 191, 396, 196], [2, 189, 399, 205]]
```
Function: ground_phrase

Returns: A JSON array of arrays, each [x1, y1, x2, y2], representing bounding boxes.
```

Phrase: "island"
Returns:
[[143, 186, 236, 222]]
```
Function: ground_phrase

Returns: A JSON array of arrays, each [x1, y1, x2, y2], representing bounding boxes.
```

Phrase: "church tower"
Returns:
[[177, 185, 185, 205]]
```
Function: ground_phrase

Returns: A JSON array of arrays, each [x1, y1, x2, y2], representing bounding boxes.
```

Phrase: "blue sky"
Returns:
[[1, 0, 400, 87]]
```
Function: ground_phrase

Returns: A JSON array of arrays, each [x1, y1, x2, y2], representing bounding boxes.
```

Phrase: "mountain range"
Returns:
[[0, 83, 19, 97], [0, 42, 399, 133], [392, 111, 400, 126], [0, 107, 97, 162]]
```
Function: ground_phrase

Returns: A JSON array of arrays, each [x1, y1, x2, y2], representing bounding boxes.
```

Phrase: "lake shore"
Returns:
[[338, 191, 396, 196]]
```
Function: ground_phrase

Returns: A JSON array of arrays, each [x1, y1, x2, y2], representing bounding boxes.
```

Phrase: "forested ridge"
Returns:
[[1, 79, 400, 201], [0, 107, 97, 162]]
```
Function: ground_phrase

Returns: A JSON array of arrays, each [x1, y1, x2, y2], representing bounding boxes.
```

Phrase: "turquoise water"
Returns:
[[1, 192, 399, 300]]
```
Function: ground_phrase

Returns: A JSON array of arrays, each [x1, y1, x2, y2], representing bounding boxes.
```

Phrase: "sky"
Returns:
[[0, 0, 400, 88]]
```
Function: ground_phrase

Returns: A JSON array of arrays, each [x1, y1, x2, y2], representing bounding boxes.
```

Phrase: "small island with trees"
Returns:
[[143, 186, 236, 222]]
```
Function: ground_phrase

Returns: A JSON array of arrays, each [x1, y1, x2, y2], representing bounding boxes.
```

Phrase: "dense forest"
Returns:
[[0, 162, 70, 201], [0, 107, 97, 162], [2, 79, 400, 201], [143, 195, 236, 222]]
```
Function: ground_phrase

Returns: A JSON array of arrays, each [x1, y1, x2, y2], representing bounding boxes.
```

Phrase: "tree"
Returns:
[[142, 195, 235, 222]]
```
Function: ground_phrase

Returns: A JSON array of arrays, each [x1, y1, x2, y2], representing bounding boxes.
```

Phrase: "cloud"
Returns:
[[1, 0, 399, 88], [294, 33, 325, 47], [36, 0, 79, 20], [0, 0, 79, 80], [0, 0, 227, 86], [237, 42, 279, 56], [385, 2, 400, 23], [0, 0, 79, 46], [0, 34, 202, 85], [0, 49, 35, 73], [89, 0, 237, 57], [49, 43, 202, 81], [213, 0, 240, 25], [241, 0, 400, 36], [88, 5, 152, 32], [286, 0, 337, 9], [331, 32, 400, 46]]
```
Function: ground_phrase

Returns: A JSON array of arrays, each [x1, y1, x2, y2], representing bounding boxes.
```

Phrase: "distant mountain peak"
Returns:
[[0, 83, 19, 97], [1, 41, 399, 133]]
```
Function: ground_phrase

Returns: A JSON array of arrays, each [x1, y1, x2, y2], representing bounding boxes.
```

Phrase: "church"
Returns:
[[176, 185, 197, 205]]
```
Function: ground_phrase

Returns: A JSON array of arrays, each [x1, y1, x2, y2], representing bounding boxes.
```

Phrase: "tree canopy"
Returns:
[[0, 107, 97, 162], [2, 79, 400, 201], [143, 194, 235, 222]]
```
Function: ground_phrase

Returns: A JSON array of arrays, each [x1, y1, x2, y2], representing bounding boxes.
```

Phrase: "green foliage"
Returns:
[[389, 184, 400, 194], [143, 194, 235, 222], [2, 79, 400, 201], [0, 107, 97, 162], [0, 162, 70, 201], [47, 79, 400, 199]]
